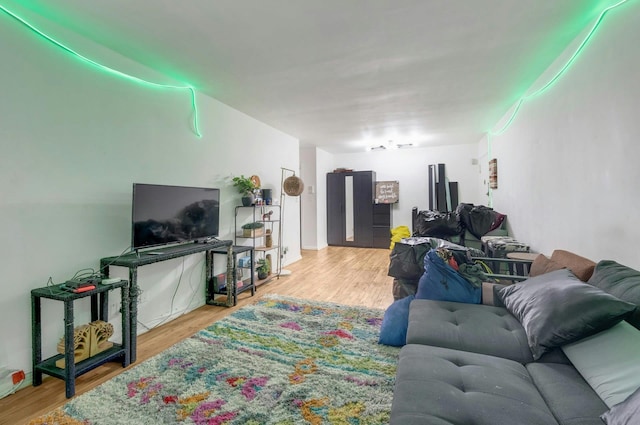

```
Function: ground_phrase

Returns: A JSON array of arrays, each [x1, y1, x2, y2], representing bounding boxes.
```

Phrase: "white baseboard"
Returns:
[[0, 369, 30, 399], [282, 254, 302, 265]]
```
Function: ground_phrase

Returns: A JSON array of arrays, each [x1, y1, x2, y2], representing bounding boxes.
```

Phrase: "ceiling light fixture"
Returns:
[[0, 5, 202, 137], [367, 145, 387, 151], [365, 140, 416, 151]]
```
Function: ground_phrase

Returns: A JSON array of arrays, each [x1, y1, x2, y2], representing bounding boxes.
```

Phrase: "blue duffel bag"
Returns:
[[415, 249, 481, 304]]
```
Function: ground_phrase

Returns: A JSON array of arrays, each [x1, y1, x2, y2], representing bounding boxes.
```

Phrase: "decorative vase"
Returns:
[[241, 194, 254, 206], [265, 229, 272, 247], [262, 189, 272, 205]]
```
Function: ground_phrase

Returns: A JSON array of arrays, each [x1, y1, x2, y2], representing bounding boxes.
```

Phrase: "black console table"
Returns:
[[100, 240, 233, 363], [31, 280, 130, 398]]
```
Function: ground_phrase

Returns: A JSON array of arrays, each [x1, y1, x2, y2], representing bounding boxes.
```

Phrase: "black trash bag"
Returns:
[[455, 203, 506, 240], [392, 278, 419, 301], [388, 240, 432, 280], [413, 210, 462, 239], [388, 237, 481, 280]]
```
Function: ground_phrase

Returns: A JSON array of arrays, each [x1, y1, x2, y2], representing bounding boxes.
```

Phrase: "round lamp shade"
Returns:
[[283, 175, 304, 196]]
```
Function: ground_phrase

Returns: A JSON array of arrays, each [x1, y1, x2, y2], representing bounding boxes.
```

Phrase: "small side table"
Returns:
[[31, 281, 130, 398], [506, 252, 540, 276], [207, 245, 256, 307], [481, 236, 531, 274]]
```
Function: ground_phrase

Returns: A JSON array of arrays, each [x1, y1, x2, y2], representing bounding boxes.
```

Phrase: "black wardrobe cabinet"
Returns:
[[327, 171, 375, 247], [372, 203, 393, 248]]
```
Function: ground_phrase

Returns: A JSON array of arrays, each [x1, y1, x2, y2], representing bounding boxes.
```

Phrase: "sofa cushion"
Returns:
[[526, 362, 609, 425], [562, 321, 640, 408], [529, 254, 564, 277], [390, 344, 558, 425], [588, 260, 640, 329], [498, 269, 636, 360], [550, 249, 595, 281], [406, 299, 534, 363], [601, 386, 640, 425], [379, 295, 414, 346]]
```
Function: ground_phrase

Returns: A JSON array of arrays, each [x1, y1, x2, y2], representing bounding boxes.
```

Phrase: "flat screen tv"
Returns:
[[132, 183, 220, 250]]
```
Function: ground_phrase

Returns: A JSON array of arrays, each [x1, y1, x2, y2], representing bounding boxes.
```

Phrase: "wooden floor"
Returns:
[[1, 247, 394, 425]]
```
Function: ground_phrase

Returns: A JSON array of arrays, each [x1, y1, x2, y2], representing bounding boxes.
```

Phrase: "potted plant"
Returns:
[[241, 221, 264, 237], [232, 175, 260, 206], [256, 258, 270, 280]]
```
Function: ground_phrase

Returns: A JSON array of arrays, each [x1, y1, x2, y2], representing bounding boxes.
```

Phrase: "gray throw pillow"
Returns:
[[498, 269, 637, 360], [588, 260, 640, 329], [601, 386, 640, 425]]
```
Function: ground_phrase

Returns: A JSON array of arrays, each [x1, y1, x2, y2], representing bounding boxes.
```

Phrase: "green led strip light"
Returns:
[[486, 0, 631, 206], [490, 0, 630, 137], [0, 5, 201, 137]]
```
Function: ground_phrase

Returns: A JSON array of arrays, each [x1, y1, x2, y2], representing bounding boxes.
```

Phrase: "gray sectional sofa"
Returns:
[[389, 252, 640, 425]]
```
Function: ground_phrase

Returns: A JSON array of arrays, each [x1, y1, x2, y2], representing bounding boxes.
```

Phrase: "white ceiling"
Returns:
[[5, 0, 615, 153]]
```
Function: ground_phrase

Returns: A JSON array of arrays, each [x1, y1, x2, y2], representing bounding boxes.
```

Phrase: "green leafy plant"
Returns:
[[257, 258, 270, 276], [232, 175, 259, 195], [241, 222, 264, 229]]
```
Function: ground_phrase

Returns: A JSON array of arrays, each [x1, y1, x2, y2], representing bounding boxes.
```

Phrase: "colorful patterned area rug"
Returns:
[[31, 295, 399, 425]]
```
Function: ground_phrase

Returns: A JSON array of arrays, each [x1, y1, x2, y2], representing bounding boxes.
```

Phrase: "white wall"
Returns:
[[330, 145, 484, 230], [488, 2, 640, 269], [299, 147, 334, 250], [300, 144, 482, 249], [315, 148, 334, 249], [0, 8, 299, 375], [300, 147, 317, 249]]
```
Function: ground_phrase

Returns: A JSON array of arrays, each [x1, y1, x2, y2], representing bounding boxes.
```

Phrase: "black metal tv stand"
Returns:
[[100, 240, 233, 363]]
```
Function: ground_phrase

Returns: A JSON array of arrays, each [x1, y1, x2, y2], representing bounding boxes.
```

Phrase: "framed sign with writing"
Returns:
[[375, 181, 399, 204], [489, 158, 498, 189]]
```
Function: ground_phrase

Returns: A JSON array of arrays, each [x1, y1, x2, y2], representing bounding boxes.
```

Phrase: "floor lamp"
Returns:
[[278, 167, 304, 276]]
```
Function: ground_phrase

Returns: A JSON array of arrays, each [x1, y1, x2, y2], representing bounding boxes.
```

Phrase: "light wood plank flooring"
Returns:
[[1, 247, 394, 425]]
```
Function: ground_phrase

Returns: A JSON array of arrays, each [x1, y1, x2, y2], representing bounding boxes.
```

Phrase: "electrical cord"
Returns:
[[70, 268, 101, 282], [184, 256, 206, 314], [137, 255, 193, 330], [46, 245, 133, 288], [0, 370, 24, 399], [163, 258, 186, 325], [98, 245, 135, 278], [45, 276, 57, 296], [41, 245, 132, 296]]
